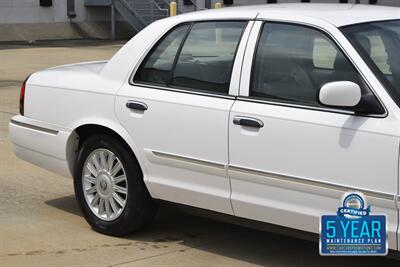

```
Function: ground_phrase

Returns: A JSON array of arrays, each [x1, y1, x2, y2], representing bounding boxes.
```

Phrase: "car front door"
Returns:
[[115, 21, 252, 214], [229, 21, 400, 249]]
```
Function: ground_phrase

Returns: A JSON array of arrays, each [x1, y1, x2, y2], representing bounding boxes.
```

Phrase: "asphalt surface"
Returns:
[[0, 40, 398, 267]]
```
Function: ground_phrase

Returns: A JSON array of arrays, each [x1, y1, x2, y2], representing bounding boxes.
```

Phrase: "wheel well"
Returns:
[[66, 124, 139, 176]]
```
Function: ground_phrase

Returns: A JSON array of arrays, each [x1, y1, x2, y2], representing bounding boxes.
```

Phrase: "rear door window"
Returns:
[[134, 24, 190, 86], [171, 21, 246, 94], [134, 21, 246, 95]]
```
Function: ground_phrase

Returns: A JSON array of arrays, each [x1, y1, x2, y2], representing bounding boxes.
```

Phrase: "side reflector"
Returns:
[[19, 76, 29, 116]]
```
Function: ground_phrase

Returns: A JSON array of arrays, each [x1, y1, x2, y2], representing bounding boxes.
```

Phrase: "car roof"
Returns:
[[177, 3, 400, 27]]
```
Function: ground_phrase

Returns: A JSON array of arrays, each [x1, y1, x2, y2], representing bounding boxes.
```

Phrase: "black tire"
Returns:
[[74, 134, 156, 236]]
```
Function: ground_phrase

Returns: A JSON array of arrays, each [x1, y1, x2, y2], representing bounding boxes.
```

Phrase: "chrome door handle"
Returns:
[[126, 101, 148, 111], [233, 116, 264, 128]]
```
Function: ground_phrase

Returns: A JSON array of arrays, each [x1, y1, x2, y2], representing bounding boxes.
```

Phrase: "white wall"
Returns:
[[178, 0, 206, 12], [0, 0, 109, 24], [2, 0, 400, 25]]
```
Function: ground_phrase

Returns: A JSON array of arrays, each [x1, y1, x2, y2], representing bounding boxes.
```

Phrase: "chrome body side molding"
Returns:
[[148, 150, 396, 203], [229, 165, 395, 202], [10, 119, 59, 135], [146, 150, 227, 177]]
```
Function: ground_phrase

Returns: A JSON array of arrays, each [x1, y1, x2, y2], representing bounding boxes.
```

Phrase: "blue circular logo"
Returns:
[[343, 193, 365, 210], [338, 192, 370, 219]]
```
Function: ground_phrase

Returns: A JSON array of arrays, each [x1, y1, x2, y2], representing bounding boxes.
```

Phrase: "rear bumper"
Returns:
[[9, 115, 73, 177]]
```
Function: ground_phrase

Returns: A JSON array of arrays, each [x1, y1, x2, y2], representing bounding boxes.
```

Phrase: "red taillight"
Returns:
[[19, 77, 29, 116]]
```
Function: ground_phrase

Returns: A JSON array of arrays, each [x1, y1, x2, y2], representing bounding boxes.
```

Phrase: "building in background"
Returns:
[[0, 0, 134, 41], [0, 0, 399, 42]]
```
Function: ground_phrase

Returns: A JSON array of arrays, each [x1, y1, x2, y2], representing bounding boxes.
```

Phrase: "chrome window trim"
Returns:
[[132, 83, 236, 100], [236, 96, 387, 118], [240, 19, 388, 118]]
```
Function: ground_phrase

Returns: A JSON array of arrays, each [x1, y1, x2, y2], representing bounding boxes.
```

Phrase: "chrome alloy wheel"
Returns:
[[82, 148, 128, 221]]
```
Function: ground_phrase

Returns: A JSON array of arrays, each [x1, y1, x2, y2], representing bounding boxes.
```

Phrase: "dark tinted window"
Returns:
[[342, 20, 400, 108], [134, 24, 189, 86], [251, 23, 367, 106], [171, 21, 246, 94], [135, 21, 246, 94]]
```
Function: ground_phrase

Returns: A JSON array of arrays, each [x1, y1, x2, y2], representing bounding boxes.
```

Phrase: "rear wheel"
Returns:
[[74, 134, 156, 236]]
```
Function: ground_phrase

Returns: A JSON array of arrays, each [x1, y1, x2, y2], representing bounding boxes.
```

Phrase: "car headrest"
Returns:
[[333, 54, 351, 72], [334, 36, 370, 71], [356, 35, 372, 56]]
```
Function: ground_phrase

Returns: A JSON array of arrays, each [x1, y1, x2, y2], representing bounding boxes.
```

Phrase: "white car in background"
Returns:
[[9, 4, 400, 253]]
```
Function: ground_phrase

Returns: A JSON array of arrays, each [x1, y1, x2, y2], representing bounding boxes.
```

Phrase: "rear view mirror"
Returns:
[[319, 81, 361, 108]]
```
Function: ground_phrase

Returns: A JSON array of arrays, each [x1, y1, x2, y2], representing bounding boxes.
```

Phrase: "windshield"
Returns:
[[342, 20, 400, 107]]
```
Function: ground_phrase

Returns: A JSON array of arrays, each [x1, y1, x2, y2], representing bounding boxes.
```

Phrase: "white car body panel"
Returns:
[[8, 4, 400, 251], [9, 115, 73, 176], [229, 100, 399, 249], [233, 18, 400, 249], [115, 87, 234, 214], [114, 21, 255, 214]]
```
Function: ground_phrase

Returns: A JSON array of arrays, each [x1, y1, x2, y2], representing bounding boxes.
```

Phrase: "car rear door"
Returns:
[[115, 21, 253, 214], [229, 21, 400, 249]]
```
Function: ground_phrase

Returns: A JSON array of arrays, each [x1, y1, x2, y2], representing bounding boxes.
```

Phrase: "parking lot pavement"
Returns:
[[0, 40, 398, 267]]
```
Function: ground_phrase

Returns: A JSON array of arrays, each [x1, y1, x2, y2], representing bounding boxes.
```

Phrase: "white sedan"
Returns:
[[9, 3, 400, 252]]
